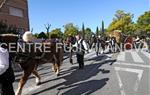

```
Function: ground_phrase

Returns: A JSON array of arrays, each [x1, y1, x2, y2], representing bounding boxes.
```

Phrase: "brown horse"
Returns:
[[64, 36, 76, 64], [0, 34, 64, 95]]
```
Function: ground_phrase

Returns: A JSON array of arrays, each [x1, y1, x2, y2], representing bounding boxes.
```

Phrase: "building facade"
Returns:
[[0, 0, 29, 33]]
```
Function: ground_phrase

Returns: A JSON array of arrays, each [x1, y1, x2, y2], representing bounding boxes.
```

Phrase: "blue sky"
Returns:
[[28, 0, 150, 33]]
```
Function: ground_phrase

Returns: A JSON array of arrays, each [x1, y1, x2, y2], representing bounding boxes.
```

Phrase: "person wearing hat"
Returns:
[[0, 35, 15, 95], [22, 31, 34, 43], [22, 31, 36, 55]]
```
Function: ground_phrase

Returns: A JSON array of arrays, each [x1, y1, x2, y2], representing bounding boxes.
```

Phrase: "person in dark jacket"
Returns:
[[73, 34, 88, 69], [0, 36, 15, 95]]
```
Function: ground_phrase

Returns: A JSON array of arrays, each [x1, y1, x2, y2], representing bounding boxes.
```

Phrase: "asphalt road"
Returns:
[[13, 49, 150, 95]]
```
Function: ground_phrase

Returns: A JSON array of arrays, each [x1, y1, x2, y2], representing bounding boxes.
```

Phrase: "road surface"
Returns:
[[13, 49, 150, 95]]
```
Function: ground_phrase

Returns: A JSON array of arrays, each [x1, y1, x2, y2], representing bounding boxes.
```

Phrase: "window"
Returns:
[[9, 7, 23, 17]]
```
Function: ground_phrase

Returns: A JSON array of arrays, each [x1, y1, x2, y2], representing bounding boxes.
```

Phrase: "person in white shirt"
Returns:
[[0, 47, 9, 75], [73, 34, 88, 69], [0, 37, 15, 95]]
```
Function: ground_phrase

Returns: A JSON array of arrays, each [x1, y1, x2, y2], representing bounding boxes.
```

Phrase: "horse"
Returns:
[[90, 35, 107, 55], [90, 35, 97, 49], [0, 34, 64, 95], [63, 36, 76, 64]]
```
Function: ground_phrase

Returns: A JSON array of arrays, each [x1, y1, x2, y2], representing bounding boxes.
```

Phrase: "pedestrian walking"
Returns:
[[110, 37, 116, 53], [73, 34, 88, 69], [135, 36, 141, 48], [96, 36, 100, 56]]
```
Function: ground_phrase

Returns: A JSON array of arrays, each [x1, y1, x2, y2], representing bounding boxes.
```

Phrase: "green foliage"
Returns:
[[101, 20, 105, 33], [0, 21, 18, 34], [33, 33, 39, 38], [50, 28, 63, 38], [107, 10, 134, 35], [99, 20, 105, 36], [137, 11, 150, 36], [82, 23, 85, 39], [84, 28, 93, 40], [25, 10, 150, 38], [96, 26, 99, 36], [64, 23, 79, 37], [37, 32, 48, 39]]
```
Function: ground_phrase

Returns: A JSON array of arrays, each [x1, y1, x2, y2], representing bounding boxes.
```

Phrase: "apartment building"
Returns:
[[0, 0, 29, 33]]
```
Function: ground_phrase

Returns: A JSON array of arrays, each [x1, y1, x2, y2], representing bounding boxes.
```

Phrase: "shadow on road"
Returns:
[[14, 66, 52, 82], [59, 78, 109, 95], [31, 55, 116, 95], [87, 54, 110, 61], [85, 54, 116, 66]]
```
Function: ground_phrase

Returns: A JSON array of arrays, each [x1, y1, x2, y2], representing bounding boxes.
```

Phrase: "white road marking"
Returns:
[[121, 90, 127, 95], [115, 62, 150, 68], [130, 52, 144, 63], [125, 50, 132, 52], [115, 67, 143, 81], [117, 52, 125, 61], [115, 67, 143, 92], [141, 51, 150, 60], [116, 69, 123, 88], [115, 67, 126, 95]]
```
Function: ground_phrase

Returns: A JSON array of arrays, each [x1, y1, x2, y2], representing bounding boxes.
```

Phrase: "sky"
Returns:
[[28, 0, 150, 33]]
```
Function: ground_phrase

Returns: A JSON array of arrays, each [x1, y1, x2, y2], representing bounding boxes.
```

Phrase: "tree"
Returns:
[[38, 32, 48, 39], [136, 11, 150, 36], [101, 20, 105, 33], [99, 20, 105, 36], [82, 23, 85, 39], [96, 26, 99, 36], [107, 10, 135, 35], [45, 23, 51, 38], [33, 33, 39, 38], [84, 28, 93, 41], [64, 23, 78, 37], [50, 28, 63, 38]]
